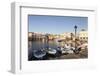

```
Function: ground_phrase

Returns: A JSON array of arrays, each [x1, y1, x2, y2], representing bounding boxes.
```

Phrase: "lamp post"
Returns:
[[70, 33, 73, 47], [74, 25, 77, 52]]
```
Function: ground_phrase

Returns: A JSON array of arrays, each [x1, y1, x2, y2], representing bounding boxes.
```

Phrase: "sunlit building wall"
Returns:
[[79, 31, 88, 41]]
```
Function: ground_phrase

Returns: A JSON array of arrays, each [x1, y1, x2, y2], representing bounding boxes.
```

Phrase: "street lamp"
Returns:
[[74, 25, 77, 52], [70, 33, 73, 47]]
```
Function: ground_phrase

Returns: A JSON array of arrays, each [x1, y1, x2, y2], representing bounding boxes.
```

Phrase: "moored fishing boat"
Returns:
[[33, 49, 46, 59]]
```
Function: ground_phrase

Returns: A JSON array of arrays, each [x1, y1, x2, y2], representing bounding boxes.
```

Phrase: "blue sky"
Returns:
[[28, 15, 88, 34]]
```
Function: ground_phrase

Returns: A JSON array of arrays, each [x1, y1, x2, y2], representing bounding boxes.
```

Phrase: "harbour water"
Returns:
[[28, 40, 61, 50], [28, 39, 88, 61], [28, 40, 62, 60]]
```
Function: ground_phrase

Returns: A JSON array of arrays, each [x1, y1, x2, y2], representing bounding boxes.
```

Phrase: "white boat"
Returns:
[[79, 43, 88, 50], [61, 44, 74, 54], [47, 48, 57, 55], [33, 50, 46, 59]]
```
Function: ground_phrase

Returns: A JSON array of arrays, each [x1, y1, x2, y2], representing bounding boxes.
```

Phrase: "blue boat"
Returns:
[[33, 49, 46, 59]]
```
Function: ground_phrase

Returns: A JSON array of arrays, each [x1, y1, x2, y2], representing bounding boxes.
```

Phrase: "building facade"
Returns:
[[79, 31, 88, 41]]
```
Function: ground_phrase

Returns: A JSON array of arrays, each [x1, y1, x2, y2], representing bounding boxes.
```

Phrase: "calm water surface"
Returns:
[[28, 40, 61, 50]]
